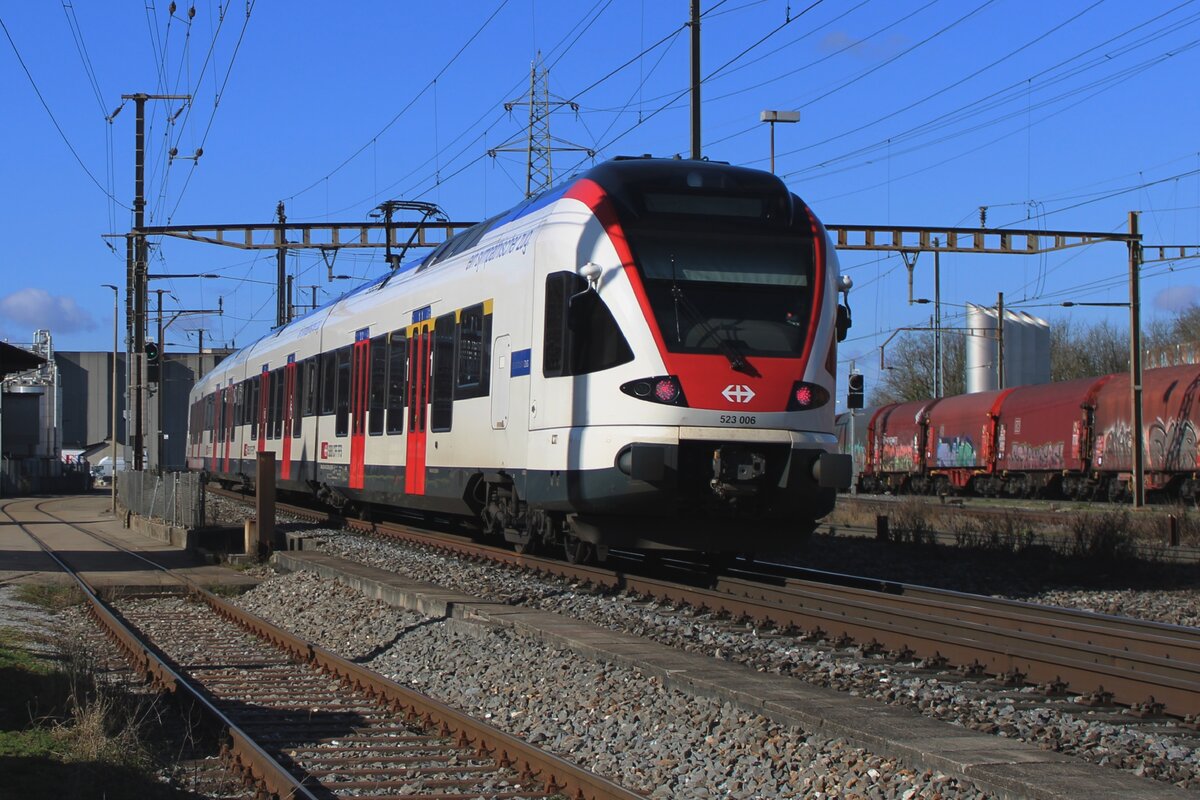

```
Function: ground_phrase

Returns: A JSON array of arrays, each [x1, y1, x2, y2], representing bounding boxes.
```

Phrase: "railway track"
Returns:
[[2, 497, 641, 800], [834, 494, 1200, 563], [205, 485, 1200, 721]]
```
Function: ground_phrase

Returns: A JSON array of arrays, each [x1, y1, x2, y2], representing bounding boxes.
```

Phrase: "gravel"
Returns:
[[237, 569, 992, 799], [1006, 587, 1200, 628], [286, 529, 1200, 791]]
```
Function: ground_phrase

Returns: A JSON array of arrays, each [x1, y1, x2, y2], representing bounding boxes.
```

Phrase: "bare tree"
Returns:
[[1049, 318, 1128, 381], [871, 331, 965, 405]]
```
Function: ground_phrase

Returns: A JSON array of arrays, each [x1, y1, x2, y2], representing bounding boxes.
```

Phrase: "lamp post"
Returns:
[[759, 110, 800, 174], [101, 284, 119, 513], [1060, 295, 1144, 509]]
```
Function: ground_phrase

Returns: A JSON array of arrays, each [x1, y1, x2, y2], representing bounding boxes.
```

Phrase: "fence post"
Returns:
[[256, 452, 276, 558], [876, 514, 890, 542], [1168, 514, 1180, 547]]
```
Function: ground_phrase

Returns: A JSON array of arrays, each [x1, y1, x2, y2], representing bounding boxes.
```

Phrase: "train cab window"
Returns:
[[303, 357, 319, 417], [368, 335, 387, 436], [292, 362, 303, 437], [431, 313, 455, 432], [455, 304, 491, 399], [321, 351, 337, 415], [386, 331, 406, 435], [335, 346, 351, 437], [543, 272, 633, 378]]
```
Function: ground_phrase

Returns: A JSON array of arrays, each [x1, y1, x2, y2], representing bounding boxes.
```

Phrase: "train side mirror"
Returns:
[[836, 274, 853, 342], [836, 304, 852, 342]]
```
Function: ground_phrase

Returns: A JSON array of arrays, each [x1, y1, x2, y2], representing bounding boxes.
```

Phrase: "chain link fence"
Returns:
[[117, 470, 206, 528]]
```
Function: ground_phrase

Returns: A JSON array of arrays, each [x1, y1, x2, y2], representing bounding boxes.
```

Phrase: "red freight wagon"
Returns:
[[862, 399, 938, 493], [924, 389, 1009, 493], [1093, 364, 1200, 495], [994, 376, 1110, 497]]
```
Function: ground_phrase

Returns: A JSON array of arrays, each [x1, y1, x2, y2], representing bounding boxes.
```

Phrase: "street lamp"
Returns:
[[759, 110, 800, 174], [1059, 297, 1144, 509], [101, 284, 118, 514]]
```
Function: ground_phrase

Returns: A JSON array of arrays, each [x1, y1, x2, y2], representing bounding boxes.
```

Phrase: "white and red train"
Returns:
[[187, 157, 852, 559]]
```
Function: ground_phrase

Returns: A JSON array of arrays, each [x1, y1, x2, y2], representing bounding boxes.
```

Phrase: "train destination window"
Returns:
[[431, 313, 455, 432], [335, 345, 351, 437], [320, 351, 336, 415], [368, 335, 387, 436], [386, 331, 406, 435], [543, 272, 633, 378], [455, 303, 491, 399]]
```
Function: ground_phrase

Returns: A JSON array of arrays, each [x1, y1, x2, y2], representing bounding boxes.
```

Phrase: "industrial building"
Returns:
[[1, 330, 227, 494]]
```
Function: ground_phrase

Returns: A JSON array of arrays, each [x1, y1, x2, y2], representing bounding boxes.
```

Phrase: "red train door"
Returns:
[[282, 355, 296, 480], [257, 365, 269, 454], [349, 330, 370, 490], [405, 320, 432, 495]]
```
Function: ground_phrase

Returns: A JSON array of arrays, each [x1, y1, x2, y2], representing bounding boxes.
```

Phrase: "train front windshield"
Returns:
[[623, 191, 816, 359]]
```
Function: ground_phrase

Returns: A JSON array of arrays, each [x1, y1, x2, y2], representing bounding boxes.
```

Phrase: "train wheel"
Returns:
[[562, 532, 594, 564]]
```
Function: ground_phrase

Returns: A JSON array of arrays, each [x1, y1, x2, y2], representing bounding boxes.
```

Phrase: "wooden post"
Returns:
[[256, 451, 276, 558]]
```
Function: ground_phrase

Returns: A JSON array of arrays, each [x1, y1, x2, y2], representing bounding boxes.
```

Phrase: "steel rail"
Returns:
[[206, 487, 1200, 716], [0, 499, 318, 800], [11, 497, 641, 800]]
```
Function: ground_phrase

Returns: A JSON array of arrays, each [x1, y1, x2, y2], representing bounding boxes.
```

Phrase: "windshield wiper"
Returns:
[[669, 258, 759, 377]]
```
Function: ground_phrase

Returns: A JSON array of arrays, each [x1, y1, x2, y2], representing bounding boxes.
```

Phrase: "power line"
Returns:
[[0, 14, 130, 209], [285, 0, 513, 202]]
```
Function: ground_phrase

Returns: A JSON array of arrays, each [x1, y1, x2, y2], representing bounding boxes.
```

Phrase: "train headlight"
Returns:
[[621, 375, 689, 406], [787, 380, 830, 411]]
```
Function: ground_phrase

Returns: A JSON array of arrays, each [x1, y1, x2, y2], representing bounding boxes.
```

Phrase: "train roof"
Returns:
[[195, 157, 801, 392]]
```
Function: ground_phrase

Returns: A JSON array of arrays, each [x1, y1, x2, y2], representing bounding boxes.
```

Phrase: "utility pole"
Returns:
[[690, 0, 701, 160], [1129, 211, 1145, 508], [934, 240, 942, 398], [275, 201, 287, 328], [154, 289, 166, 471], [121, 92, 189, 472], [286, 275, 295, 323]]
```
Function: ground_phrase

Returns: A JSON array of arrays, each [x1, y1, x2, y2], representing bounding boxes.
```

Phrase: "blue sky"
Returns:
[[2, 1, 1198, 406]]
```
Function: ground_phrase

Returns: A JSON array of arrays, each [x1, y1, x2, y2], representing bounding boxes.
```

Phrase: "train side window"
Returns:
[[335, 346, 351, 437], [303, 357, 319, 417], [386, 331, 406, 435], [216, 390, 225, 443], [291, 362, 303, 437], [455, 303, 491, 399], [250, 376, 259, 440], [543, 271, 633, 377], [265, 369, 276, 439], [320, 351, 336, 415], [368, 335, 387, 436], [274, 368, 285, 439], [431, 313, 455, 432]]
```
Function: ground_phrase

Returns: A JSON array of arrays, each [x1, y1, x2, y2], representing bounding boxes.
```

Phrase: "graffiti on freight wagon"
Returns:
[[1094, 420, 1132, 468], [1148, 417, 1198, 471], [935, 436, 976, 467], [1008, 440, 1065, 470], [879, 435, 918, 472]]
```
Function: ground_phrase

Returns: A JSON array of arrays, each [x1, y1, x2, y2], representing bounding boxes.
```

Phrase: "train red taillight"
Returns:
[[620, 375, 689, 406], [786, 380, 830, 411]]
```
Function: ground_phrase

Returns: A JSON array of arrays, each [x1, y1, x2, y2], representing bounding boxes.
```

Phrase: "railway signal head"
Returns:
[[848, 373, 864, 409], [145, 341, 161, 383]]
